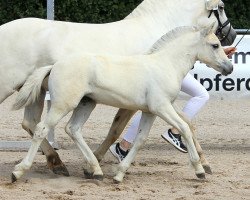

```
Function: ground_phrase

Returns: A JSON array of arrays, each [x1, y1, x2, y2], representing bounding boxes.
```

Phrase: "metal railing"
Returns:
[[236, 29, 250, 35]]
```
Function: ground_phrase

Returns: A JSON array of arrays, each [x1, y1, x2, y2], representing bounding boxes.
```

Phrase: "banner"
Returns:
[[186, 35, 250, 99]]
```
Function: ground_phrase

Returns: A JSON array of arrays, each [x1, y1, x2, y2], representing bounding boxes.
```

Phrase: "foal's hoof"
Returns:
[[113, 178, 121, 184], [52, 164, 70, 177], [84, 170, 94, 179], [84, 170, 103, 181], [203, 165, 213, 175], [196, 173, 206, 179], [93, 175, 104, 181], [11, 173, 17, 183]]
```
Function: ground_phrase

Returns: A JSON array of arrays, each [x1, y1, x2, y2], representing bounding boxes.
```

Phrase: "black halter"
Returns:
[[208, 9, 231, 44]]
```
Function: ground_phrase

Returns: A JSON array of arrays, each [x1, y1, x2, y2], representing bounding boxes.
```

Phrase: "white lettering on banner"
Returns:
[[188, 35, 250, 99]]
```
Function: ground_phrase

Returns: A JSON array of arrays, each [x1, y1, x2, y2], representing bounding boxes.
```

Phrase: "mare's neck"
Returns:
[[127, 0, 202, 34]]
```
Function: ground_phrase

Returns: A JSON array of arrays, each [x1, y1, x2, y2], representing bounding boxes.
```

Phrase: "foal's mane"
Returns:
[[147, 26, 197, 54]]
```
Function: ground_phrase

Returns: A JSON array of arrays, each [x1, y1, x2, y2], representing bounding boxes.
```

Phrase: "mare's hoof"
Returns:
[[196, 173, 206, 179], [203, 165, 212, 175], [93, 175, 104, 181], [52, 165, 70, 176], [11, 173, 17, 183]]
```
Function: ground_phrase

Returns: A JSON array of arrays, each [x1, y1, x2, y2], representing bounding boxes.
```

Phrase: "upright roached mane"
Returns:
[[148, 26, 198, 54]]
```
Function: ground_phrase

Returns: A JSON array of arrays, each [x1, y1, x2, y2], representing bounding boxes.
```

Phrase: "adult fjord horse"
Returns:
[[12, 24, 233, 183], [0, 0, 236, 175]]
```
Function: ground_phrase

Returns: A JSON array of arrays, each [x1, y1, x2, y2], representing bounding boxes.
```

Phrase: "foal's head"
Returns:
[[196, 22, 233, 76]]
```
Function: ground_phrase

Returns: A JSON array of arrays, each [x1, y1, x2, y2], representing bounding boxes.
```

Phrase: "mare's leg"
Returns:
[[192, 134, 212, 174], [22, 93, 69, 176], [12, 101, 74, 182], [65, 98, 103, 180], [156, 103, 205, 179], [94, 109, 136, 161], [114, 112, 156, 183]]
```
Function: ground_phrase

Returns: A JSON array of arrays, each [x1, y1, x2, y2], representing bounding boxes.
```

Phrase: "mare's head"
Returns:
[[196, 22, 233, 76], [202, 0, 237, 46]]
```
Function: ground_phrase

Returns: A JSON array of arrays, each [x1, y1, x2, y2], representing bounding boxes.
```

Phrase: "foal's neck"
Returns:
[[154, 37, 198, 77]]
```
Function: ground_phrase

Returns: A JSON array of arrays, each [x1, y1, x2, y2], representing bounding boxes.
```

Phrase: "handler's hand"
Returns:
[[224, 47, 237, 57]]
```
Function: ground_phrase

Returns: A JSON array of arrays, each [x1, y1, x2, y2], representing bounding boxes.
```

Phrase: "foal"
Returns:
[[12, 24, 233, 183]]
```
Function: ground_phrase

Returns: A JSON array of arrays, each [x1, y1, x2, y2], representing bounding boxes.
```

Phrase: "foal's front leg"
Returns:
[[113, 112, 156, 183], [22, 94, 69, 176], [156, 103, 205, 179], [94, 109, 136, 161]]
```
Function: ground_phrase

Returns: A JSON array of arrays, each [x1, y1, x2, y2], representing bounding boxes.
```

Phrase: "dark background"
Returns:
[[0, 0, 249, 28]]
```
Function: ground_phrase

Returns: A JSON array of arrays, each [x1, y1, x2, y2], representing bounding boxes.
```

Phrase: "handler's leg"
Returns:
[[113, 112, 156, 183]]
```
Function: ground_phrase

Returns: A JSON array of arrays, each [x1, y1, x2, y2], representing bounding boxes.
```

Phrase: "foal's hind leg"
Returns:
[[65, 98, 103, 180], [22, 93, 69, 176], [12, 102, 73, 182], [94, 109, 136, 161]]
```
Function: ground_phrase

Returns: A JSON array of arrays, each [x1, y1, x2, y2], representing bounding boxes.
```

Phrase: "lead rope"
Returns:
[[234, 29, 249, 47]]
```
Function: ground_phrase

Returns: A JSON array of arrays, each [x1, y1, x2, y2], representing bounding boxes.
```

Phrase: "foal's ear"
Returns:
[[200, 21, 216, 37], [205, 0, 220, 10]]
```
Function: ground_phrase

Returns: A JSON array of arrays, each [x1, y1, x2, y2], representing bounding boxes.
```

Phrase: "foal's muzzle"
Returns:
[[221, 61, 233, 76]]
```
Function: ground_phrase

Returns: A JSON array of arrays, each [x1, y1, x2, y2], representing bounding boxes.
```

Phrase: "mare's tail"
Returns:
[[12, 66, 53, 110]]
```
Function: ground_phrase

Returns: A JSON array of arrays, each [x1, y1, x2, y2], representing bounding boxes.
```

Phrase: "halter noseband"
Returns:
[[208, 9, 231, 43]]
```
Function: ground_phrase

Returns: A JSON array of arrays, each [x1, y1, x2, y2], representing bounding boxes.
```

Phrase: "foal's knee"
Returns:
[[65, 123, 80, 138], [21, 120, 33, 134]]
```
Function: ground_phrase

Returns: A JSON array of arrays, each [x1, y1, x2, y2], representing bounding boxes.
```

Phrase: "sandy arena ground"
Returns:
[[0, 94, 249, 200]]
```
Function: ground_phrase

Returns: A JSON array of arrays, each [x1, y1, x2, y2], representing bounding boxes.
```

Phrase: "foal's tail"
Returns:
[[12, 65, 53, 110]]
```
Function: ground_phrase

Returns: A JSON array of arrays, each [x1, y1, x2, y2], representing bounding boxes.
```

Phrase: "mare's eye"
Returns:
[[219, 6, 224, 11], [212, 44, 219, 49]]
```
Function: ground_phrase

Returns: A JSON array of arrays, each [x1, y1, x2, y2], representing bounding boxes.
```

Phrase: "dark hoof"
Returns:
[[113, 179, 121, 184], [196, 173, 206, 179], [93, 175, 104, 181], [84, 170, 94, 179], [11, 173, 17, 183], [203, 165, 213, 175], [52, 165, 70, 176]]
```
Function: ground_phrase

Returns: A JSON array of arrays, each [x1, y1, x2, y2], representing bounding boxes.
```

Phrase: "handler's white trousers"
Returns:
[[123, 73, 209, 143]]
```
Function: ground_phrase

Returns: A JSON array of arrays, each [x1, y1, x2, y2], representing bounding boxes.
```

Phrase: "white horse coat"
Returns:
[[0, 0, 236, 101], [1, 0, 236, 176], [12, 25, 233, 183]]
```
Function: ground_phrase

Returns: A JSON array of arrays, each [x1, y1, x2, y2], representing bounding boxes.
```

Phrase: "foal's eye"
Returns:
[[212, 44, 219, 49]]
